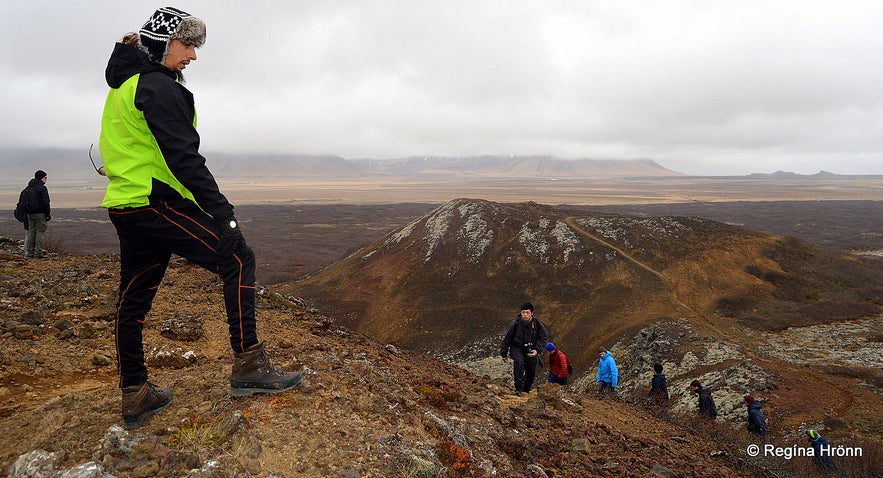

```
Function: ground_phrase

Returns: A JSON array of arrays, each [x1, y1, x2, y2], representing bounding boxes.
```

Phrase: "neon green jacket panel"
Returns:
[[100, 73, 198, 209]]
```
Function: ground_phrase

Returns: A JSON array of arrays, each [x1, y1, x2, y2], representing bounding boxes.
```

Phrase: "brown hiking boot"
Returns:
[[121, 382, 173, 429], [230, 342, 302, 397]]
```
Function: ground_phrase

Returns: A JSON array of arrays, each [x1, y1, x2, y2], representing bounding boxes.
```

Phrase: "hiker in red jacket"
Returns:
[[545, 343, 571, 386]]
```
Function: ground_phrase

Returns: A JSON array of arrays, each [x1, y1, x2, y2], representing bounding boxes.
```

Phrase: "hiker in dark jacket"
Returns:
[[24, 170, 51, 258], [648, 363, 669, 402], [806, 429, 837, 472], [690, 380, 717, 419], [500, 302, 549, 395], [744, 395, 767, 437]]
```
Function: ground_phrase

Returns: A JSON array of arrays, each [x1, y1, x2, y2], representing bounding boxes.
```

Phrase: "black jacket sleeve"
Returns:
[[500, 320, 517, 357], [534, 319, 549, 352], [698, 390, 718, 417], [38, 185, 50, 215], [136, 71, 235, 222]]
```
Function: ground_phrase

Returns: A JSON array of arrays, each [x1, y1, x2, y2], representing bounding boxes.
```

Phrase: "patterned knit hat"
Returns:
[[139, 7, 206, 63]]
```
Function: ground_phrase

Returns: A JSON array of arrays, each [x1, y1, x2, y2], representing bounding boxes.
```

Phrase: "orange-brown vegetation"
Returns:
[[1, 186, 882, 476]]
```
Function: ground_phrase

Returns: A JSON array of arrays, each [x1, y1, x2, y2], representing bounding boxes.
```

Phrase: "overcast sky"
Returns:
[[2, 1, 882, 176]]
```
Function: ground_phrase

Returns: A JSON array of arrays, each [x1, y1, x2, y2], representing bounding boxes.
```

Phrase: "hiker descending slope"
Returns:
[[500, 302, 549, 395], [596, 347, 619, 396], [545, 342, 571, 386], [690, 380, 718, 419]]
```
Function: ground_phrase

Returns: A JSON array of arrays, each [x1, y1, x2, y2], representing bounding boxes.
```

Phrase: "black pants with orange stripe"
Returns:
[[109, 199, 257, 388]]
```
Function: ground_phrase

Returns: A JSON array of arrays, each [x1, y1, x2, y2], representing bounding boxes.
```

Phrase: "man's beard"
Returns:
[[164, 63, 186, 83]]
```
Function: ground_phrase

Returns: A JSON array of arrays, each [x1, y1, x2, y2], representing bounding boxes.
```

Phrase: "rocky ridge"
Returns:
[[281, 198, 883, 475], [0, 236, 785, 478], [3, 196, 882, 478]]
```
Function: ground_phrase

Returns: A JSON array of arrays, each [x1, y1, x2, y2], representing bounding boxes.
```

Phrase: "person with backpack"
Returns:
[[545, 342, 571, 386], [22, 170, 51, 258], [648, 363, 670, 403], [500, 302, 549, 395], [744, 395, 767, 438], [805, 429, 837, 472], [690, 379, 718, 419]]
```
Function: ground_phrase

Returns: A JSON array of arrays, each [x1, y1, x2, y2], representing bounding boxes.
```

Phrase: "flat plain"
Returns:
[[1, 176, 880, 284]]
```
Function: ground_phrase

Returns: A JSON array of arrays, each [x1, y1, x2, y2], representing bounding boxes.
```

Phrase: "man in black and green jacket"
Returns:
[[99, 7, 301, 430]]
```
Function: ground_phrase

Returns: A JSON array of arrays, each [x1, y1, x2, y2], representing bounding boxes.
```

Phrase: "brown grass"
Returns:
[[786, 436, 883, 478], [817, 365, 883, 390], [414, 384, 460, 409]]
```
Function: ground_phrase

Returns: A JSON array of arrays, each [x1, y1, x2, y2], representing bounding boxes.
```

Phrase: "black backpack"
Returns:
[[13, 204, 26, 222], [14, 187, 32, 222]]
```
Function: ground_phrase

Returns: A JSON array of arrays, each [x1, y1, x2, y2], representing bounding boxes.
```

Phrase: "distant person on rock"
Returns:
[[99, 7, 301, 430], [595, 347, 619, 396], [22, 170, 51, 258], [500, 302, 548, 395], [744, 395, 767, 439], [648, 363, 669, 403], [690, 380, 718, 419], [545, 342, 571, 386]]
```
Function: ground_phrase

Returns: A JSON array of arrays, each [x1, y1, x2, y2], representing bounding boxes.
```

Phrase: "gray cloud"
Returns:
[[1, 0, 881, 175]]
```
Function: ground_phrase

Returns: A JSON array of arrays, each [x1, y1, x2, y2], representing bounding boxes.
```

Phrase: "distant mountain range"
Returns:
[[4, 148, 878, 188], [0, 148, 680, 187]]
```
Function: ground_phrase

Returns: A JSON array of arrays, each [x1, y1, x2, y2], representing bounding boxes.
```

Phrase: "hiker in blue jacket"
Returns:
[[744, 395, 767, 438], [690, 380, 718, 419], [806, 429, 837, 472], [596, 347, 619, 396]]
